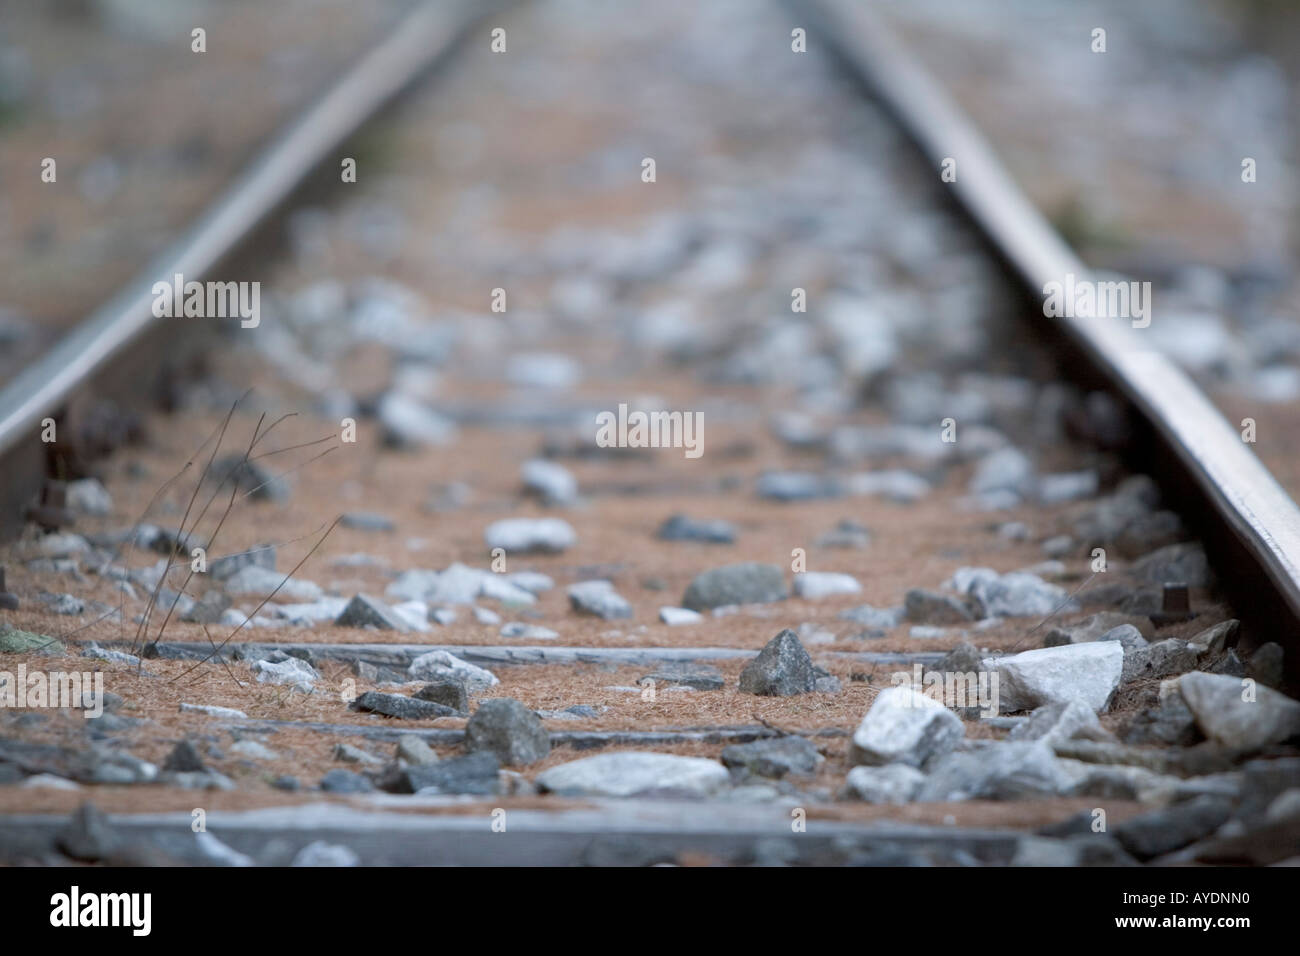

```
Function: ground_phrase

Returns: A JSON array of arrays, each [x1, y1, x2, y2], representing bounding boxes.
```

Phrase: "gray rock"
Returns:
[[1114, 510, 1187, 558], [291, 841, 361, 867], [919, 741, 1073, 801], [1187, 619, 1238, 656], [522, 459, 578, 505], [847, 470, 931, 504], [484, 518, 576, 554], [641, 661, 724, 691], [983, 642, 1123, 713], [793, 572, 861, 599], [163, 740, 206, 773], [1095, 624, 1150, 652], [82, 749, 158, 785], [506, 352, 579, 389], [1176, 671, 1300, 751], [319, 769, 373, 794], [904, 589, 974, 625], [334, 593, 411, 632], [739, 630, 817, 696], [158, 769, 234, 792], [756, 471, 840, 501], [465, 698, 551, 766], [56, 804, 118, 862], [1037, 470, 1098, 504], [472, 606, 501, 625], [1073, 475, 1160, 547], [340, 512, 395, 532], [406, 753, 500, 795], [567, 580, 633, 619], [181, 589, 231, 625], [1010, 836, 1082, 866], [814, 519, 871, 549], [843, 764, 927, 804], [1122, 696, 1201, 747], [230, 740, 278, 761], [934, 641, 985, 674], [536, 751, 730, 798], [814, 669, 843, 694], [1247, 642, 1284, 689], [179, 702, 247, 719], [1008, 700, 1103, 746], [838, 604, 905, 629], [1040, 535, 1074, 559], [682, 562, 788, 611], [333, 743, 382, 765], [1119, 587, 1165, 617], [1122, 638, 1200, 683], [1131, 543, 1213, 588], [66, 478, 113, 516], [224, 564, 322, 602], [948, 567, 1073, 619], [657, 513, 737, 544], [378, 391, 457, 448], [721, 736, 823, 779], [396, 735, 439, 766], [16, 532, 89, 560], [1266, 789, 1300, 823], [849, 686, 964, 768], [499, 622, 559, 639], [505, 571, 554, 595], [251, 657, 319, 692], [80, 643, 140, 666], [414, 680, 469, 713], [1045, 612, 1153, 647], [353, 660, 409, 685], [209, 546, 276, 581], [1210, 649, 1245, 678], [210, 454, 289, 501], [36, 591, 84, 615], [1114, 796, 1235, 860], [350, 691, 458, 720], [385, 568, 441, 603], [969, 447, 1035, 498], [408, 650, 498, 693]]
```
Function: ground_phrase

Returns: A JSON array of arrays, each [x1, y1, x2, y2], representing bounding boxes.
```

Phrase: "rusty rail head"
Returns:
[[0, 0, 506, 465], [792, 0, 1300, 628]]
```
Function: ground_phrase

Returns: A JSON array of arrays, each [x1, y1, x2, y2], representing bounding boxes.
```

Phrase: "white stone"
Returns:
[[849, 686, 965, 768], [66, 478, 113, 516], [844, 764, 926, 804], [391, 600, 432, 632], [1176, 671, 1300, 751], [180, 703, 248, 719], [659, 606, 703, 626], [408, 650, 499, 694], [522, 459, 578, 505], [506, 572, 554, 594], [224, 564, 323, 602], [982, 642, 1123, 713], [484, 518, 577, 554], [292, 841, 361, 867], [793, 572, 861, 599], [536, 752, 730, 797], [250, 657, 319, 692]]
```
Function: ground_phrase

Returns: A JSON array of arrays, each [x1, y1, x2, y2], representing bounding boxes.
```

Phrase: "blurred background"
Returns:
[[1, 0, 1297, 446]]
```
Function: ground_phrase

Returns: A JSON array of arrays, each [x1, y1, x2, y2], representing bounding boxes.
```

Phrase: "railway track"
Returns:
[[0, 0, 1297, 871]]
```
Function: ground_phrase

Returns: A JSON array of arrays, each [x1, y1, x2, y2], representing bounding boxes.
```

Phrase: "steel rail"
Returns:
[[794, 0, 1300, 627], [0, 0, 505, 464]]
